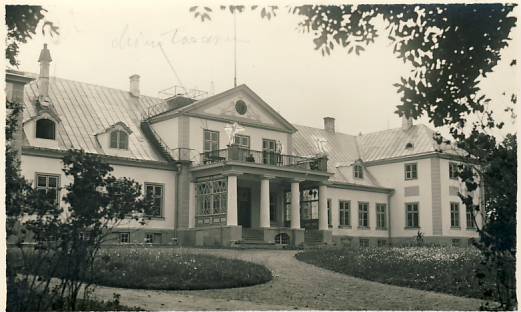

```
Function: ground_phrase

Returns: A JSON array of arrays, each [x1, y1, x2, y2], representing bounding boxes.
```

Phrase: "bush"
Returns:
[[296, 246, 495, 299]]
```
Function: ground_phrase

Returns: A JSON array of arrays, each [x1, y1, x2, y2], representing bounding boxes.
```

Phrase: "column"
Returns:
[[318, 184, 328, 231], [188, 182, 195, 228], [226, 175, 238, 226], [260, 177, 271, 228], [290, 180, 301, 229]]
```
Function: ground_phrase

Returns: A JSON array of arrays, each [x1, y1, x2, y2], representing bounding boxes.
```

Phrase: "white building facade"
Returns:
[[7, 45, 481, 247]]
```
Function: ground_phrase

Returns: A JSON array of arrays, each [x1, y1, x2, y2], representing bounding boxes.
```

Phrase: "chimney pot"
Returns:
[[324, 117, 335, 134], [402, 115, 413, 130], [129, 74, 140, 97]]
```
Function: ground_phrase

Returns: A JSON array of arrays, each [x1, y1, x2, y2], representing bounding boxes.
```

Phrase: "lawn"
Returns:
[[296, 246, 495, 299], [9, 247, 272, 291]]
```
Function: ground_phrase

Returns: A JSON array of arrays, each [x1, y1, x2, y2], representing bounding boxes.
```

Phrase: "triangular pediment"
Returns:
[[150, 85, 297, 133]]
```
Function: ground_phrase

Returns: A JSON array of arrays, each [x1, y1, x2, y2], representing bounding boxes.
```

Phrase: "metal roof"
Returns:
[[22, 74, 166, 162]]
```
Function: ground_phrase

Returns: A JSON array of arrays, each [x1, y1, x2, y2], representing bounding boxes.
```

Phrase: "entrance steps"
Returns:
[[233, 228, 286, 249], [304, 230, 328, 248]]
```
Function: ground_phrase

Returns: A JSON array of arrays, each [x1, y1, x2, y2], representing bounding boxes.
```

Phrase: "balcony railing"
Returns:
[[197, 145, 328, 172]]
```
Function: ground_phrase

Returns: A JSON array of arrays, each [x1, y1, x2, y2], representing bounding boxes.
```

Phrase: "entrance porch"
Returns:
[[186, 169, 332, 247]]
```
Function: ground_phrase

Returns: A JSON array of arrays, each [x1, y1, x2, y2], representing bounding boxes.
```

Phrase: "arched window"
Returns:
[[110, 130, 129, 149], [274, 233, 290, 245], [35, 118, 56, 140], [405, 142, 414, 149]]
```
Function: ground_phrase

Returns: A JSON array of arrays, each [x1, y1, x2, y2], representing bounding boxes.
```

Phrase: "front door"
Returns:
[[238, 187, 251, 228]]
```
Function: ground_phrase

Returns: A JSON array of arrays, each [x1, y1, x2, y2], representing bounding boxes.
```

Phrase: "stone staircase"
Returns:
[[233, 228, 280, 249], [304, 230, 327, 248]]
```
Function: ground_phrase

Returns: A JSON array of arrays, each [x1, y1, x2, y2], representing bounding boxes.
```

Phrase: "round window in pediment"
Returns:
[[235, 100, 247, 115]]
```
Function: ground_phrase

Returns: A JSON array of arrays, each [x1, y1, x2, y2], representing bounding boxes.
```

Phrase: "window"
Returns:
[[359, 238, 369, 247], [450, 202, 460, 228], [119, 232, 130, 244], [203, 130, 219, 157], [36, 174, 60, 207], [284, 192, 291, 222], [35, 118, 56, 140], [449, 162, 459, 180], [79, 232, 90, 242], [405, 163, 418, 180], [405, 142, 414, 149], [406, 202, 419, 228], [262, 139, 277, 165], [339, 200, 351, 227], [270, 193, 276, 222], [145, 183, 164, 217], [196, 178, 227, 225], [466, 207, 475, 229], [235, 134, 251, 161], [301, 188, 319, 221], [327, 199, 332, 227], [377, 239, 387, 247], [274, 233, 289, 245], [145, 233, 162, 244], [353, 164, 364, 179], [110, 130, 128, 149], [358, 202, 369, 228], [376, 203, 387, 229], [452, 239, 461, 247]]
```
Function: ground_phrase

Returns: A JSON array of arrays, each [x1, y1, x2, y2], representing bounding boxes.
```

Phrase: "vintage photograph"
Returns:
[[4, 1, 519, 311]]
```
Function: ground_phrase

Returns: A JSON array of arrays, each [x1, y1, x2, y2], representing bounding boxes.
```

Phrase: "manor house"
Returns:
[[6, 44, 481, 248]]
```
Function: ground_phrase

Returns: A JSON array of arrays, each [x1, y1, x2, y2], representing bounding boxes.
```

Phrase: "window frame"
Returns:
[[449, 162, 459, 180], [358, 202, 369, 229], [405, 202, 420, 229], [110, 130, 129, 150], [466, 206, 476, 229], [339, 200, 351, 227], [450, 202, 460, 228], [119, 232, 130, 244], [35, 118, 56, 140], [327, 198, 332, 227], [262, 138, 278, 165], [35, 173, 61, 208], [203, 129, 220, 153], [144, 183, 165, 218], [353, 164, 364, 179], [404, 162, 418, 180], [376, 203, 387, 230]]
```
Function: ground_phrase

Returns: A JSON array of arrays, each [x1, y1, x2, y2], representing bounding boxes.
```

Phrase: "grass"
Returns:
[[296, 246, 495, 299], [9, 247, 272, 290]]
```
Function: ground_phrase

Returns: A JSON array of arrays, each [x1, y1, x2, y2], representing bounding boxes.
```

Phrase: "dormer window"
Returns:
[[405, 142, 414, 149], [35, 118, 56, 140], [353, 164, 364, 179], [110, 130, 129, 149]]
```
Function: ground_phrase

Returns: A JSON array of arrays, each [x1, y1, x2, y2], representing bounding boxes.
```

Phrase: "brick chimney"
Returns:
[[402, 115, 413, 130], [129, 74, 140, 97], [38, 43, 52, 99], [324, 117, 335, 134]]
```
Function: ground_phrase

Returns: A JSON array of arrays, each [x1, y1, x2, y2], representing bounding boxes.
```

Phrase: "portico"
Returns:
[[187, 157, 332, 247]]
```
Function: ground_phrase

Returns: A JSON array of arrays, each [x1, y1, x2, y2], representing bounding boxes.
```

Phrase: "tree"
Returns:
[[7, 148, 154, 311], [191, 4, 517, 309], [5, 5, 59, 67]]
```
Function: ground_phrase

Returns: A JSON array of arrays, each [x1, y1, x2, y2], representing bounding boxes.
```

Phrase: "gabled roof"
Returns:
[[95, 121, 133, 136], [21, 73, 167, 162], [292, 123, 445, 185], [148, 84, 298, 133]]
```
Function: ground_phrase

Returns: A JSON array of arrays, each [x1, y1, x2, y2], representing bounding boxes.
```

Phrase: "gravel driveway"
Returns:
[[91, 248, 484, 310]]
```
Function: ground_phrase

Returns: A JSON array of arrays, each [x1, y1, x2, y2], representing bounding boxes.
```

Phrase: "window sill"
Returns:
[[357, 226, 370, 230], [376, 227, 387, 231], [466, 227, 477, 231], [450, 226, 461, 230], [338, 225, 352, 229], [404, 226, 420, 230], [404, 178, 418, 181]]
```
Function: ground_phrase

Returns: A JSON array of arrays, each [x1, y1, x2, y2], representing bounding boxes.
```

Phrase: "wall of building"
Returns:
[[20, 154, 177, 230], [439, 158, 480, 238], [367, 158, 433, 238], [151, 117, 179, 150], [327, 186, 389, 238]]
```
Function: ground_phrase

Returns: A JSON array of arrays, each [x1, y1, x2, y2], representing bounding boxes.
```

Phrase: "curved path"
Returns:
[[92, 248, 484, 310]]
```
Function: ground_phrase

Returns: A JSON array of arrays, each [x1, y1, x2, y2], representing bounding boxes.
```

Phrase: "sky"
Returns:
[[10, 1, 520, 138]]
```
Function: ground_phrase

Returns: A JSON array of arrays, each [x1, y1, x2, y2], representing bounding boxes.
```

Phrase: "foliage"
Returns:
[[296, 247, 493, 300], [5, 5, 59, 67], [7, 147, 154, 311]]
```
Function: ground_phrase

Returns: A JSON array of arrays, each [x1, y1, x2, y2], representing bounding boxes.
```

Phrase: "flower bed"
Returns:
[[91, 247, 273, 290], [296, 246, 494, 299]]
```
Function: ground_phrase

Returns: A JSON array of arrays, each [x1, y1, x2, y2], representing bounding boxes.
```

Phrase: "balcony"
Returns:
[[195, 145, 328, 172]]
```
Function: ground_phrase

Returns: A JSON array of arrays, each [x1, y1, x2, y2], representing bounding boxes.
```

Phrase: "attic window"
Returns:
[[110, 130, 129, 150], [405, 142, 414, 149], [35, 118, 56, 140], [353, 164, 364, 179]]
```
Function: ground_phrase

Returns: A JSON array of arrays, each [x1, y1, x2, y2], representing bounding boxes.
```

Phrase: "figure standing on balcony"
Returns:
[[276, 140, 283, 166], [224, 121, 244, 145]]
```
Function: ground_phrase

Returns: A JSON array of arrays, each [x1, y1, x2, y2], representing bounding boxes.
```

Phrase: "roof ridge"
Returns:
[[23, 71, 163, 101]]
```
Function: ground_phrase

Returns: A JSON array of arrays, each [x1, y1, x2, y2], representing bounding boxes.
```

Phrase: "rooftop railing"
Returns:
[[196, 145, 328, 172]]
